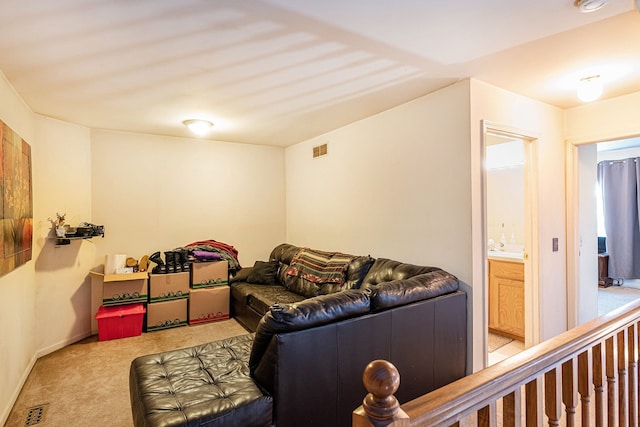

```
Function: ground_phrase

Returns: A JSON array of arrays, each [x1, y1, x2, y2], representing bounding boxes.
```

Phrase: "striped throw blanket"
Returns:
[[286, 248, 356, 285]]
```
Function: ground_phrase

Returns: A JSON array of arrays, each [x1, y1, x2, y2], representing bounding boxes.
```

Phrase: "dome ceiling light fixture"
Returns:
[[574, 0, 608, 13], [183, 119, 213, 136], [577, 75, 603, 102]]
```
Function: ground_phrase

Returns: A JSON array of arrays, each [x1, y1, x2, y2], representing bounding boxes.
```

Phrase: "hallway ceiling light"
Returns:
[[574, 0, 608, 13], [577, 75, 603, 102], [183, 119, 213, 136]]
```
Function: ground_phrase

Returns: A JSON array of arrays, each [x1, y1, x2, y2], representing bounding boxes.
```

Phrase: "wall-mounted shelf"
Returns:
[[51, 236, 101, 247], [50, 224, 105, 247]]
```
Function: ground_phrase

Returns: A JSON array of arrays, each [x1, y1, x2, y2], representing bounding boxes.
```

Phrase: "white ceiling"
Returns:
[[1, 0, 639, 147]]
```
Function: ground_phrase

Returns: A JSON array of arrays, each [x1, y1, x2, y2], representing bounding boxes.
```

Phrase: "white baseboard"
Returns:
[[36, 330, 93, 359], [622, 279, 640, 289], [1, 354, 37, 426]]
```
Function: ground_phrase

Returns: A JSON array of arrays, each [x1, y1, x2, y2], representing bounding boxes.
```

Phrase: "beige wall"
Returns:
[[33, 116, 95, 356], [470, 79, 566, 370], [565, 91, 640, 145], [90, 129, 286, 268], [486, 166, 525, 247], [286, 81, 472, 275], [0, 72, 37, 424]]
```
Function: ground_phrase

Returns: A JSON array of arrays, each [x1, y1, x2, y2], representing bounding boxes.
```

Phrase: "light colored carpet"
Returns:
[[488, 332, 513, 353], [598, 285, 640, 316], [9, 288, 639, 426], [5, 319, 248, 427]]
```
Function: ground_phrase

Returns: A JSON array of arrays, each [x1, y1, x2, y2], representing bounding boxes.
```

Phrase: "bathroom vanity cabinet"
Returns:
[[489, 258, 524, 341]]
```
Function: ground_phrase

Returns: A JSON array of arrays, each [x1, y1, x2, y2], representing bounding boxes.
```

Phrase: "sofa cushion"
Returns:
[[249, 289, 371, 377], [370, 269, 459, 310], [247, 260, 280, 285], [320, 255, 375, 294], [231, 282, 306, 317], [247, 286, 306, 315], [277, 262, 289, 285], [360, 258, 440, 289], [284, 276, 319, 298]]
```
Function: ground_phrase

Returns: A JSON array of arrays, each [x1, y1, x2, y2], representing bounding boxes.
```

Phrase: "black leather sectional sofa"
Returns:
[[129, 243, 467, 427]]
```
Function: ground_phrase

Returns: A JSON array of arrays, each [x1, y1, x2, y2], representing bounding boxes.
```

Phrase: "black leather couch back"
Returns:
[[249, 289, 371, 382], [360, 258, 438, 287], [269, 243, 300, 265], [250, 290, 467, 427]]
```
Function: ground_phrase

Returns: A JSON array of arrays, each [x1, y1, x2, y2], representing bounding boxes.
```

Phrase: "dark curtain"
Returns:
[[597, 157, 640, 279]]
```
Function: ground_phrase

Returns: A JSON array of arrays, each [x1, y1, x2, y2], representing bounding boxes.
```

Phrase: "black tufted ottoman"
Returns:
[[129, 333, 272, 427]]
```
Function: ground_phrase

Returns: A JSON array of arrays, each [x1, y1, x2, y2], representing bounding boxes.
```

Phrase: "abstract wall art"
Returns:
[[0, 120, 32, 276]]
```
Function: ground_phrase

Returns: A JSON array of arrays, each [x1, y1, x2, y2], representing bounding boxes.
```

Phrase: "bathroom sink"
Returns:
[[488, 250, 524, 261]]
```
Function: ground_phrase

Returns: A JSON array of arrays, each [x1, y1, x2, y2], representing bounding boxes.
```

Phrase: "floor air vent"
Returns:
[[24, 404, 48, 426], [313, 143, 328, 158]]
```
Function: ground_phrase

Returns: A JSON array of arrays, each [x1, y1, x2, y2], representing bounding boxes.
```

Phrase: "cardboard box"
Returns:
[[189, 286, 230, 325], [146, 299, 188, 332], [148, 272, 189, 302], [100, 272, 148, 306], [95, 303, 145, 341], [190, 260, 228, 288]]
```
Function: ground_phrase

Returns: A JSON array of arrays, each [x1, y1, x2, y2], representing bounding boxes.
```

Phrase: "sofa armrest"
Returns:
[[370, 269, 459, 310], [249, 289, 370, 387]]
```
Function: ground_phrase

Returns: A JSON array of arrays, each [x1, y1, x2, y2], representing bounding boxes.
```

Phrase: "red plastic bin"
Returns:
[[95, 303, 146, 341]]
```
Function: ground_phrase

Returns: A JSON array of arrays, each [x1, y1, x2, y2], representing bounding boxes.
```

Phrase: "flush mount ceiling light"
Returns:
[[183, 119, 213, 136], [577, 75, 603, 102], [574, 0, 608, 12]]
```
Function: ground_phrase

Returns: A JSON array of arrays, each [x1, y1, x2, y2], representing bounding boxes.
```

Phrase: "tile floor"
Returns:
[[488, 339, 525, 366]]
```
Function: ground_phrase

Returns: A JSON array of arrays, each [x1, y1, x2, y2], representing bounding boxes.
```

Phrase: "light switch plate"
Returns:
[[552, 237, 558, 252]]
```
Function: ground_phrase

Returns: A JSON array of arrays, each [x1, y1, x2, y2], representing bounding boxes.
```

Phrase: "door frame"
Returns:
[[481, 120, 541, 366], [566, 131, 640, 328]]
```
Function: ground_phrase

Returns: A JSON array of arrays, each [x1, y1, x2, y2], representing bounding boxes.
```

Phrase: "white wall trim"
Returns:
[[36, 330, 93, 359], [566, 127, 640, 146], [481, 120, 542, 359], [1, 354, 37, 426], [566, 142, 580, 329]]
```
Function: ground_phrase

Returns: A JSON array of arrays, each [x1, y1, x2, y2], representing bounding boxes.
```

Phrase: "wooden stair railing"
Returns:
[[353, 299, 640, 426]]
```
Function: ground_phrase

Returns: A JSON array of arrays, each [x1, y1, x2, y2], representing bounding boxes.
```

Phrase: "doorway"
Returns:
[[482, 122, 539, 367], [569, 137, 640, 325]]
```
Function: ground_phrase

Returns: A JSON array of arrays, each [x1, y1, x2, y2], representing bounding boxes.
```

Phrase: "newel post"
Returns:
[[352, 360, 410, 427]]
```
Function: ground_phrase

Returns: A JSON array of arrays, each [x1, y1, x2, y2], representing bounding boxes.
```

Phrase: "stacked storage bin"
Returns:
[[92, 271, 148, 341], [188, 260, 230, 325], [146, 272, 189, 332]]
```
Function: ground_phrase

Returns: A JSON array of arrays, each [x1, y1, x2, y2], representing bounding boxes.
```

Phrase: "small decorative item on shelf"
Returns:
[[54, 212, 66, 237]]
